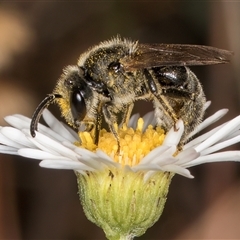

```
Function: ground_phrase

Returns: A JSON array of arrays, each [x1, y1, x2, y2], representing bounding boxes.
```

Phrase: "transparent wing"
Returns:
[[121, 43, 233, 71]]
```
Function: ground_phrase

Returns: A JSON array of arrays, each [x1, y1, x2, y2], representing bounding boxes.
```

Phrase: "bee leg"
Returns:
[[144, 69, 179, 126], [156, 94, 178, 121], [78, 102, 103, 145], [102, 103, 120, 151], [160, 88, 195, 136], [79, 119, 102, 145], [91, 102, 103, 145], [119, 103, 134, 127], [94, 111, 103, 144]]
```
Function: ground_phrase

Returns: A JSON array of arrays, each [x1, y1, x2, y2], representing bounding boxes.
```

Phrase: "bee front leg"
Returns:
[[78, 100, 103, 145], [102, 103, 120, 146], [91, 101, 104, 145], [79, 118, 102, 145], [102, 102, 135, 152]]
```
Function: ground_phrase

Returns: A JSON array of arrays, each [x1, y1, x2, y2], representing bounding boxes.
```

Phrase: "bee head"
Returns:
[[30, 66, 93, 137]]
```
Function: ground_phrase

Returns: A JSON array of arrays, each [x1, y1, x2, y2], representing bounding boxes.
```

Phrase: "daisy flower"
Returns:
[[1, 101, 240, 240]]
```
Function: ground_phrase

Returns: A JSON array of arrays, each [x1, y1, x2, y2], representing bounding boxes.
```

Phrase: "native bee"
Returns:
[[30, 37, 232, 145]]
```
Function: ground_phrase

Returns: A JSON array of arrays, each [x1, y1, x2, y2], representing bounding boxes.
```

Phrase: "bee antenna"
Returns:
[[30, 94, 62, 137]]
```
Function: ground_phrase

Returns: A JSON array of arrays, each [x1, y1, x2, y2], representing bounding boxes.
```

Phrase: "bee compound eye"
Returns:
[[70, 89, 87, 122]]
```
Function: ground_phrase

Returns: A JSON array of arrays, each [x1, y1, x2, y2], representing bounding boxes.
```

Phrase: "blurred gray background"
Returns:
[[0, 2, 240, 239]]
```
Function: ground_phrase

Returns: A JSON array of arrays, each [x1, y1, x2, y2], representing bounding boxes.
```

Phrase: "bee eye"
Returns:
[[108, 61, 122, 73], [70, 89, 87, 122]]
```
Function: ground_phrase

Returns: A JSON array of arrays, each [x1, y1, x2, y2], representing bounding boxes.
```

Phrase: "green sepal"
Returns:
[[77, 168, 173, 240]]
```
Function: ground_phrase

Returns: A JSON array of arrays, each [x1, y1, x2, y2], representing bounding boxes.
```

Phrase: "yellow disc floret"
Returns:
[[78, 118, 165, 167]]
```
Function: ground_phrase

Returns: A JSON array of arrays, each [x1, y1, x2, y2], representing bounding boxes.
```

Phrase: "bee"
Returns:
[[30, 37, 232, 145]]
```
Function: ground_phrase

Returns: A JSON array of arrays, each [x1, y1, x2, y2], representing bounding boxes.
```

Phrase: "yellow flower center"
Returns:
[[78, 118, 165, 167]]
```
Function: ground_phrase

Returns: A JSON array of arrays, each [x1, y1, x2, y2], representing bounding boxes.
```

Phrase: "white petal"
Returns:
[[195, 116, 240, 153], [133, 163, 193, 178], [142, 111, 157, 130], [187, 109, 228, 139], [18, 148, 67, 160], [143, 171, 156, 182], [23, 114, 75, 143], [25, 131, 79, 160], [183, 151, 240, 168], [176, 148, 200, 165], [74, 146, 98, 158], [60, 122, 79, 140], [27, 136, 60, 155], [203, 101, 211, 111], [95, 150, 121, 168], [163, 119, 184, 146], [140, 145, 175, 164], [160, 165, 193, 178], [184, 124, 223, 150], [201, 135, 240, 156], [34, 123, 71, 142], [128, 113, 140, 129], [1, 127, 35, 148], [39, 159, 94, 171], [222, 129, 240, 141], [64, 142, 108, 169], [78, 156, 105, 171], [42, 109, 78, 142], [149, 156, 178, 165], [0, 145, 18, 155], [132, 163, 165, 172], [71, 147, 107, 170], [4, 115, 31, 130], [0, 131, 25, 149]]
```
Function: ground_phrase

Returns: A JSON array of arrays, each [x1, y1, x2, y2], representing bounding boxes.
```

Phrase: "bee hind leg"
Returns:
[[144, 69, 178, 119]]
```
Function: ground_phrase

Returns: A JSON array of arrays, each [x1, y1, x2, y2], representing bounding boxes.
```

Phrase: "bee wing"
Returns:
[[121, 43, 233, 71]]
